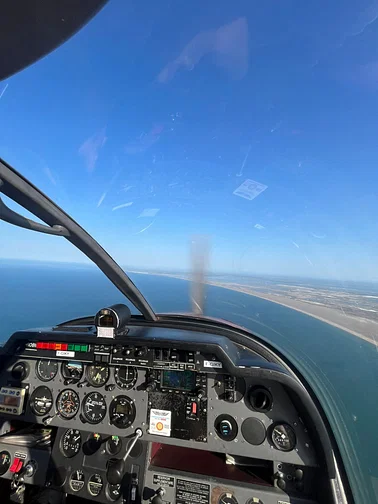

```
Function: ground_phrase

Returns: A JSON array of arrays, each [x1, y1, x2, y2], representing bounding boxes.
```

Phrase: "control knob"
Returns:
[[152, 488, 165, 504], [145, 379, 156, 392], [135, 347, 147, 358], [196, 388, 206, 399]]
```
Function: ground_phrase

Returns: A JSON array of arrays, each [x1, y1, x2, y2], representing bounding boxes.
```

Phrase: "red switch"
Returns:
[[10, 458, 23, 473], [191, 402, 197, 415]]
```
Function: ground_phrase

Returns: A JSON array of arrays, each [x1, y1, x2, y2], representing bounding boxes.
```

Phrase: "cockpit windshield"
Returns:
[[1, 2, 378, 501]]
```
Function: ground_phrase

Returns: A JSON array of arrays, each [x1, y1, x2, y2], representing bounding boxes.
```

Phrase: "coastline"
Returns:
[[144, 272, 378, 347], [205, 280, 378, 347]]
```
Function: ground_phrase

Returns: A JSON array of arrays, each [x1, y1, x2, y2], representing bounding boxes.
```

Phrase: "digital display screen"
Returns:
[[116, 404, 128, 414], [0, 395, 19, 407], [161, 370, 196, 391]]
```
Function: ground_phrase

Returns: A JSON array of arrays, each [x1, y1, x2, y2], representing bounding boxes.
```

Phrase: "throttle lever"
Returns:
[[107, 429, 143, 485]]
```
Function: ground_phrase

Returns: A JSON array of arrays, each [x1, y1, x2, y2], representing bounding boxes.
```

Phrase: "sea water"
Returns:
[[0, 260, 377, 500]]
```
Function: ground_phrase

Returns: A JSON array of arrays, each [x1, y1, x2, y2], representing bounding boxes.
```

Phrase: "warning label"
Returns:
[[149, 409, 171, 437], [176, 479, 210, 504], [153, 475, 175, 488]]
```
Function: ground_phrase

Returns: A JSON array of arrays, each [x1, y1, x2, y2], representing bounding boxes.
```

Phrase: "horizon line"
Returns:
[[0, 257, 377, 284]]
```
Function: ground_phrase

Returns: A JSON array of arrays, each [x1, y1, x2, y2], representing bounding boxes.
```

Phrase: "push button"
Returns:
[[191, 402, 197, 415]]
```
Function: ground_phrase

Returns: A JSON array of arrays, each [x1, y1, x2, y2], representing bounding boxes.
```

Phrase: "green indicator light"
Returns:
[[68, 344, 74, 351], [74, 344, 81, 352], [81, 345, 88, 352]]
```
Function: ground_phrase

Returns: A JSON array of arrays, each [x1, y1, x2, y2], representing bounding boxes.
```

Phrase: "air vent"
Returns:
[[249, 387, 273, 412]]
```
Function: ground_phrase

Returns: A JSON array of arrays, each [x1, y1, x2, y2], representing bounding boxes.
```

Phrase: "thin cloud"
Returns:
[[157, 17, 248, 83], [112, 202, 133, 211], [0, 83, 8, 100], [97, 192, 107, 208], [43, 166, 57, 186], [79, 127, 107, 172]]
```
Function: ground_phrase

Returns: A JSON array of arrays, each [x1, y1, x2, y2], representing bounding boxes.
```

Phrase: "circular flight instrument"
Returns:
[[106, 435, 122, 456], [109, 396, 135, 429], [61, 361, 83, 382], [60, 429, 81, 458], [0, 451, 11, 476], [56, 389, 80, 419], [69, 470, 85, 492], [88, 474, 103, 497], [82, 392, 107, 424], [218, 493, 238, 504], [106, 483, 122, 501], [36, 359, 58, 382], [271, 423, 296, 452], [114, 366, 138, 390], [86, 365, 110, 387], [30, 386, 53, 416]]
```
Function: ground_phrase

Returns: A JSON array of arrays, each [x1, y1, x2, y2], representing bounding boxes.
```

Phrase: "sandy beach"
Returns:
[[205, 280, 378, 347], [144, 272, 378, 347]]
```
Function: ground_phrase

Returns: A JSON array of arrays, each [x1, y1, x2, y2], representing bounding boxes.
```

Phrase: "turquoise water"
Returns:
[[1, 261, 377, 501]]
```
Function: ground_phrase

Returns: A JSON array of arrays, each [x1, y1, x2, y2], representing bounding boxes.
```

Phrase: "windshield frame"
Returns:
[[0, 158, 157, 321]]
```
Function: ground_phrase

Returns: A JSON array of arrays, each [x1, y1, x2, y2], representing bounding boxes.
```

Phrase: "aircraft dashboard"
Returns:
[[0, 323, 334, 504]]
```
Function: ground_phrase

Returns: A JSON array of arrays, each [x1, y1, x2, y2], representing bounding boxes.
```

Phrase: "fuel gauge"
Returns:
[[271, 423, 296, 452], [0, 451, 10, 476], [69, 470, 85, 492]]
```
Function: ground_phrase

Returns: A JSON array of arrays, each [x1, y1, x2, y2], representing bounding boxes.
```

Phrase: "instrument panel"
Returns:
[[0, 328, 327, 504], [0, 338, 317, 468]]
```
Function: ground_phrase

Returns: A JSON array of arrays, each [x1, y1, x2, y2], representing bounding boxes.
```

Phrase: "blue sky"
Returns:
[[1, 0, 378, 280]]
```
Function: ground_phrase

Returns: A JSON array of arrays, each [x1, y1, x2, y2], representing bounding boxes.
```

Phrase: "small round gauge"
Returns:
[[218, 493, 238, 504], [57, 389, 80, 419], [30, 386, 53, 416], [82, 392, 107, 424], [114, 366, 138, 390], [61, 361, 83, 382], [106, 435, 122, 456], [86, 365, 110, 387], [36, 359, 58, 382], [60, 429, 81, 458], [88, 474, 103, 497], [271, 423, 296, 452], [109, 396, 135, 429], [12, 362, 29, 381], [69, 470, 85, 492], [0, 451, 11, 476], [106, 483, 121, 501]]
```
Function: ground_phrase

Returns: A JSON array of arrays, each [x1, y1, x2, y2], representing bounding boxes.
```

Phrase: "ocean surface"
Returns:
[[1, 260, 378, 501]]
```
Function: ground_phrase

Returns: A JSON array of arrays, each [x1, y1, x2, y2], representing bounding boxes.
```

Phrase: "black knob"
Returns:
[[277, 478, 286, 491], [135, 347, 147, 357], [152, 488, 165, 504], [294, 468, 304, 481], [146, 380, 156, 392], [152, 495, 163, 504], [295, 481, 304, 492], [196, 388, 206, 399], [107, 459, 125, 485], [226, 391, 234, 402]]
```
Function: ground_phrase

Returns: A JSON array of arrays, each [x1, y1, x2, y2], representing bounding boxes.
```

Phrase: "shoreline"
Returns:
[[205, 280, 378, 347], [144, 272, 378, 347]]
